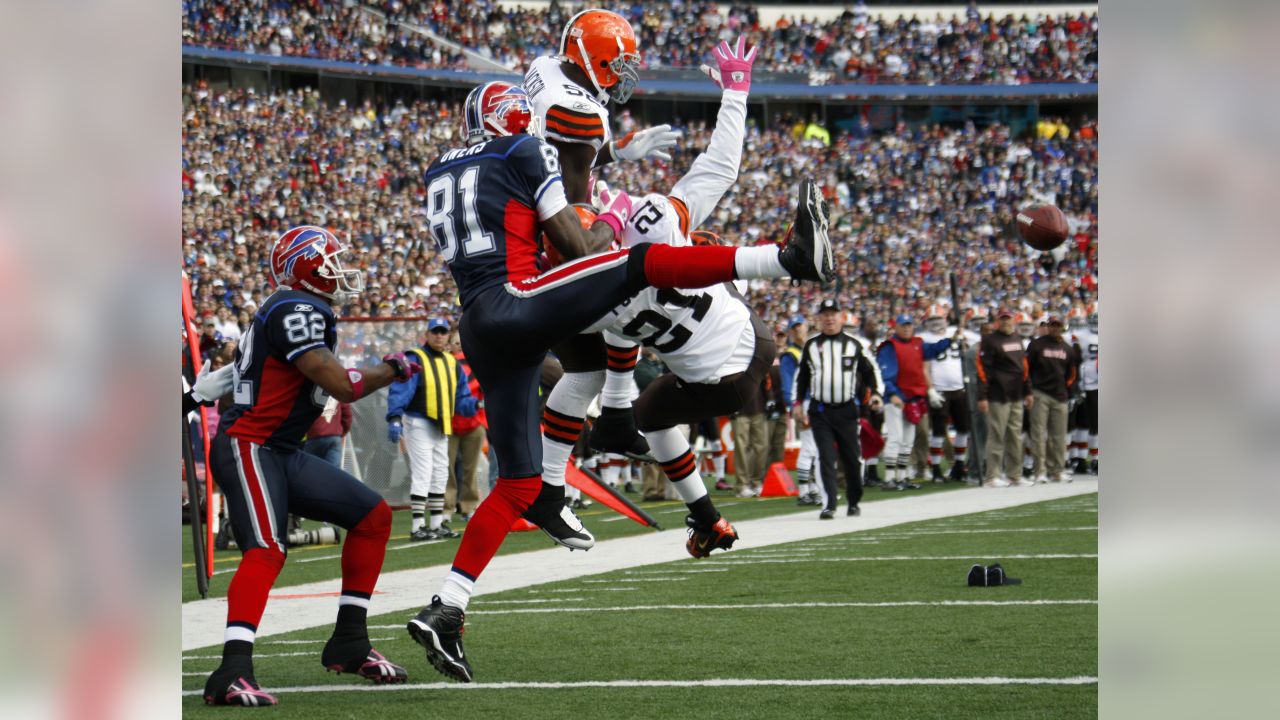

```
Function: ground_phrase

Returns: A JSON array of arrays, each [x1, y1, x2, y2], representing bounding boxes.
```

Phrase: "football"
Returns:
[[1015, 203, 1070, 251]]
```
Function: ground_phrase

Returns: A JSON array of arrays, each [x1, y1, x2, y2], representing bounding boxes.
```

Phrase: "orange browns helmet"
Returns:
[[559, 9, 641, 104], [690, 230, 723, 246]]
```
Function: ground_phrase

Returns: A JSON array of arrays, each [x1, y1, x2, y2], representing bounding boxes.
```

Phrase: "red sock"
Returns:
[[450, 477, 542, 580], [226, 547, 285, 630], [643, 243, 737, 288], [341, 501, 391, 597]]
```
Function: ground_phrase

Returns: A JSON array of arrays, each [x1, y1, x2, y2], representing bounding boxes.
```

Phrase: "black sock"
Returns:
[[687, 496, 719, 527], [333, 603, 368, 640], [221, 639, 253, 667]]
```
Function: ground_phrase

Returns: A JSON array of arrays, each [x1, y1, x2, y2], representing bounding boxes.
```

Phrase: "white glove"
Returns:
[[610, 124, 681, 163], [192, 359, 235, 403], [927, 387, 945, 409], [591, 179, 610, 210]]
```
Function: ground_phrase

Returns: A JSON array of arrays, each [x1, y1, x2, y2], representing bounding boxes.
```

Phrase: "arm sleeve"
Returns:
[[512, 137, 568, 221], [778, 352, 798, 405], [340, 403, 353, 434], [922, 337, 952, 360], [877, 343, 902, 400], [975, 336, 990, 401], [669, 90, 747, 230], [543, 103, 608, 152], [385, 374, 416, 421], [454, 364, 479, 417], [860, 343, 885, 398], [794, 340, 813, 405]]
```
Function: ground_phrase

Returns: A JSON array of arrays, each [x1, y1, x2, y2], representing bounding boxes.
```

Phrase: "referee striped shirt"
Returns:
[[795, 330, 884, 406]]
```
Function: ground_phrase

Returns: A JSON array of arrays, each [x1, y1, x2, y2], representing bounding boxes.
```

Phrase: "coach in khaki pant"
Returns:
[[731, 375, 770, 497], [977, 309, 1034, 487], [1026, 316, 1078, 483]]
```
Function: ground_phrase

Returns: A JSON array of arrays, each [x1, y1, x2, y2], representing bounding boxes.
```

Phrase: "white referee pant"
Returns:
[[404, 415, 450, 497]]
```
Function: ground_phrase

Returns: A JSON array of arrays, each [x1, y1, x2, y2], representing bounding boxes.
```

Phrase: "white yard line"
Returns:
[[183, 480, 1097, 650], [623, 568, 729, 574], [262, 636, 395, 645], [181, 676, 1098, 696], [463, 599, 1096, 616], [582, 577, 687, 583], [702, 553, 1098, 566]]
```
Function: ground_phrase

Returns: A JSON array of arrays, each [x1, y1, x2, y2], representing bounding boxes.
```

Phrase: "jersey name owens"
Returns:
[[423, 134, 568, 308]]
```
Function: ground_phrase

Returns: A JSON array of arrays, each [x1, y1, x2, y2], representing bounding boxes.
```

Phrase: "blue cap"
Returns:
[[895, 313, 914, 325], [427, 317, 451, 332], [787, 315, 806, 329]]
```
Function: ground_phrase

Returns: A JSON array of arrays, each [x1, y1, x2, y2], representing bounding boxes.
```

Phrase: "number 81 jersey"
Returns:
[[219, 289, 337, 451]]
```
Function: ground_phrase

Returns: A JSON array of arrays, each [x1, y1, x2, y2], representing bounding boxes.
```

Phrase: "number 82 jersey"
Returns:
[[219, 289, 337, 451]]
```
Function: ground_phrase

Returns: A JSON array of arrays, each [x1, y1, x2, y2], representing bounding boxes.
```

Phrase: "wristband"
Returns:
[[347, 369, 366, 401], [595, 215, 624, 241]]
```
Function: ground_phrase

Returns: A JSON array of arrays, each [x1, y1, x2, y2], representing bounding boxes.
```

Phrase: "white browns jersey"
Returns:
[[920, 327, 980, 392], [583, 90, 751, 384], [1072, 329, 1098, 390], [524, 56, 612, 152]]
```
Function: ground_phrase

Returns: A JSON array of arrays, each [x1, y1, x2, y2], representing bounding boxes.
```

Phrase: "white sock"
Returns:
[[438, 571, 475, 611], [541, 370, 604, 488], [225, 625, 256, 644], [410, 495, 426, 532], [712, 454, 725, 479], [428, 493, 445, 530], [733, 246, 786, 279], [646, 427, 709, 504], [601, 461, 621, 487]]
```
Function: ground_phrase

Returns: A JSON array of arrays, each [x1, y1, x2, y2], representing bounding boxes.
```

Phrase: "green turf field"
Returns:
[[182, 493, 1098, 718], [181, 478, 971, 602]]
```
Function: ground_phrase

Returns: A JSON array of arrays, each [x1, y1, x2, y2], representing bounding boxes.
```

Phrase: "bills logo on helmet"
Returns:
[[279, 229, 327, 281], [490, 87, 531, 124]]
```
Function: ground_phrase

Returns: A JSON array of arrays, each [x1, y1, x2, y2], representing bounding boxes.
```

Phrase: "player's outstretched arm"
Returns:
[[294, 347, 421, 403], [543, 189, 628, 259]]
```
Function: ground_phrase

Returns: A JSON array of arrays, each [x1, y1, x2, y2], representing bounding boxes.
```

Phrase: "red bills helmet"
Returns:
[[270, 226, 365, 305], [463, 82, 537, 145]]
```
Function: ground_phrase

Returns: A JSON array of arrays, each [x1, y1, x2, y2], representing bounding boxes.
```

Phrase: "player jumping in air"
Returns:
[[203, 227, 421, 706], [540, 35, 772, 558], [405, 81, 832, 684]]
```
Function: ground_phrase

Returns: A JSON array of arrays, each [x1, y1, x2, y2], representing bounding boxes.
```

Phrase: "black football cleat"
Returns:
[[949, 459, 967, 482], [686, 515, 739, 558], [407, 596, 473, 683], [818, 509, 835, 520], [322, 637, 408, 685], [847, 505, 861, 517], [523, 484, 595, 551], [778, 177, 835, 284], [930, 465, 946, 483], [409, 527, 440, 542], [433, 526, 461, 539], [863, 463, 880, 488], [588, 406, 652, 461], [1090, 459, 1098, 475], [203, 666, 278, 707]]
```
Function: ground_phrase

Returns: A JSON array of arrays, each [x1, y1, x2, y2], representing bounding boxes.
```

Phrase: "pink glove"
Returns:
[[595, 186, 633, 242], [382, 352, 422, 380], [700, 36, 758, 93]]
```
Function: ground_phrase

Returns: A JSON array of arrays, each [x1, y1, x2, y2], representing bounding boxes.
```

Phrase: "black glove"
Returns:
[[587, 406, 651, 460]]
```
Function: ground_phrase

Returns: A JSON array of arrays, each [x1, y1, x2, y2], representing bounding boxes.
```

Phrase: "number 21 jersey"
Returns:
[[220, 289, 337, 451]]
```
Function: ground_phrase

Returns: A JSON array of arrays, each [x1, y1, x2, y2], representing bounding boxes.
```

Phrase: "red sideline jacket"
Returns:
[[453, 351, 486, 435]]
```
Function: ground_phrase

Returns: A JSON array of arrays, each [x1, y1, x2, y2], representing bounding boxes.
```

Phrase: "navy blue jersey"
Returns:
[[423, 133, 568, 309], [220, 289, 338, 451]]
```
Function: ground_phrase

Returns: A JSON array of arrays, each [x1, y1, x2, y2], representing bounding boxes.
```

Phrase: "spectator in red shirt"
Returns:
[[303, 399, 353, 469]]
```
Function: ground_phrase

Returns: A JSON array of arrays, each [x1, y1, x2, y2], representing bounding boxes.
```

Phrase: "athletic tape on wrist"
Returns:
[[347, 369, 366, 401]]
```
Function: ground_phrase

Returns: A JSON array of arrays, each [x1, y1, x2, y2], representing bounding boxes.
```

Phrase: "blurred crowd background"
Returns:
[[183, 83, 1098, 350], [182, 0, 1098, 85]]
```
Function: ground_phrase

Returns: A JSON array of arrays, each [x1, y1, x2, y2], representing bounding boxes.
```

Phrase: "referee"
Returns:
[[795, 299, 884, 519]]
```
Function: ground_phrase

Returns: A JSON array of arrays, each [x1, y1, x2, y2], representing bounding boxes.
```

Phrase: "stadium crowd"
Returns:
[[182, 1, 1098, 84], [182, 83, 1098, 349]]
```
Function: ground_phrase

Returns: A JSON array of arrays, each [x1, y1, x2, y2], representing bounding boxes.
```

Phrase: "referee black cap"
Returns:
[[818, 298, 840, 313]]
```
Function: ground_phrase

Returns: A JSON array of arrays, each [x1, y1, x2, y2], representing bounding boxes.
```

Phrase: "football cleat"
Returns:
[[323, 644, 408, 685], [587, 406, 653, 461], [433, 526, 461, 539], [685, 515, 739, 558], [930, 465, 946, 483], [1012, 477, 1036, 488], [818, 509, 835, 520], [949, 460, 968, 482], [523, 490, 595, 551], [778, 177, 835, 284], [983, 477, 1011, 488], [407, 596, 473, 683], [409, 527, 440, 542], [203, 670, 278, 707], [847, 505, 861, 517]]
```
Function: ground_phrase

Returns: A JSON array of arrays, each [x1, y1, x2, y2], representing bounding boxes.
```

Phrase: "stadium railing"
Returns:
[[182, 46, 1097, 102]]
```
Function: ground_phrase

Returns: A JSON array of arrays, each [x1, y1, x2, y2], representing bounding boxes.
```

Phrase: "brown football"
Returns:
[[1015, 204, 1069, 251]]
